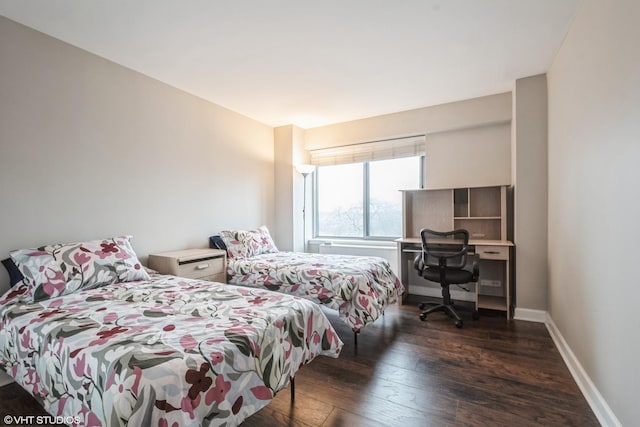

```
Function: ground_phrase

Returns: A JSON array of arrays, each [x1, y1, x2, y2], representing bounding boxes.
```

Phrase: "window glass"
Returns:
[[317, 163, 364, 237], [315, 156, 422, 239], [368, 157, 422, 237]]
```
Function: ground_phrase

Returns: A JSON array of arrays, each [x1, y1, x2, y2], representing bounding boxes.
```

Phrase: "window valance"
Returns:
[[309, 135, 426, 166]]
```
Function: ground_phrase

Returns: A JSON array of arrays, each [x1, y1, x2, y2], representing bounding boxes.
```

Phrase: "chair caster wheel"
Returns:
[[419, 312, 427, 321], [472, 310, 480, 320], [418, 303, 426, 310], [455, 320, 463, 328]]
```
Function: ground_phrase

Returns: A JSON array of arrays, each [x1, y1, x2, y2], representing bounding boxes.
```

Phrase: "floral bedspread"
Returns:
[[227, 252, 405, 332], [0, 275, 342, 426]]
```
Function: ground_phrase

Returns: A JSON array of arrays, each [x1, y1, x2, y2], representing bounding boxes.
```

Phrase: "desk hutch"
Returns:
[[396, 185, 514, 319]]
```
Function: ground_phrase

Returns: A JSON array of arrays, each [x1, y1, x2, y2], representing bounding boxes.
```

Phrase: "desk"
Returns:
[[396, 238, 514, 320]]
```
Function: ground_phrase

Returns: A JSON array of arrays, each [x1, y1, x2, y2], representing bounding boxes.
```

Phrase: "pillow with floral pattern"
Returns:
[[249, 225, 279, 256], [219, 230, 250, 259], [10, 235, 150, 302], [219, 226, 278, 259]]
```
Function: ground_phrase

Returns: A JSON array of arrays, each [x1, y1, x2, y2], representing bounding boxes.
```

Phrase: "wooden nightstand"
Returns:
[[148, 248, 227, 283]]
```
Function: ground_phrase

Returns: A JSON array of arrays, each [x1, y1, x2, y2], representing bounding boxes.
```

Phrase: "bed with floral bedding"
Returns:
[[0, 236, 342, 426], [212, 227, 405, 333]]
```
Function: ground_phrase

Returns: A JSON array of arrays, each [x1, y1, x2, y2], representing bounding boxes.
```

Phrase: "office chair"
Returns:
[[413, 228, 480, 328]]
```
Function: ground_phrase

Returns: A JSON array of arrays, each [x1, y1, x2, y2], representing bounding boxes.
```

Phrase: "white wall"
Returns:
[[547, 0, 640, 425], [0, 16, 274, 295]]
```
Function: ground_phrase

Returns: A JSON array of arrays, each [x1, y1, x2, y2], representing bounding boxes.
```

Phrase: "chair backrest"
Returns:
[[420, 228, 470, 270]]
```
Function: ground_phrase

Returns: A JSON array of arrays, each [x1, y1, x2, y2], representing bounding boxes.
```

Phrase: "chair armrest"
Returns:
[[470, 253, 480, 281], [413, 253, 424, 274]]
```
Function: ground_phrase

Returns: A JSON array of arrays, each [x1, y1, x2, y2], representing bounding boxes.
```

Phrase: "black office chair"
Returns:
[[413, 228, 480, 328]]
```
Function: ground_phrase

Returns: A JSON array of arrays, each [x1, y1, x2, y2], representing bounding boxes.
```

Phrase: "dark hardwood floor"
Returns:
[[0, 296, 600, 426]]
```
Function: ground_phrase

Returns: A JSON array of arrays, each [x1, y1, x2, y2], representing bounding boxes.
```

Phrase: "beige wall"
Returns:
[[305, 93, 512, 151], [304, 93, 512, 192], [425, 122, 511, 189], [547, 0, 640, 424], [513, 75, 548, 311], [273, 125, 308, 252], [274, 126, 295, 251], [291, 125, 311, 252], [0, 16, 274, 294]]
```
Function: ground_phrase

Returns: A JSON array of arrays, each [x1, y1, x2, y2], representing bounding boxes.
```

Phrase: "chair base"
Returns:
[[418, 299, 479, 328]]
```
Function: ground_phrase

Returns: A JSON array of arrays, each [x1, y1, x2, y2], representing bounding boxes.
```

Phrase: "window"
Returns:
[[317, 163, 364, 237], [315, 156, 422, 239]]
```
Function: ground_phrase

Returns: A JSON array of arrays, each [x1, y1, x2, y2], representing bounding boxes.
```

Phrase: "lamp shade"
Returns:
[[295, 164, 316, 175]]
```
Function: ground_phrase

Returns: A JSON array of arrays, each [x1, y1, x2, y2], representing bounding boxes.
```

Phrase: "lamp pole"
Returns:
[[302, 172, 309, 251], [295, 164, 315, 252]]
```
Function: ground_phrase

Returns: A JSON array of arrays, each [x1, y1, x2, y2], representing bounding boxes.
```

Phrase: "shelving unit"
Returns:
[[453, 186, 506, 241], [397, 185, 513, 319], [402, 186, 507, 240]]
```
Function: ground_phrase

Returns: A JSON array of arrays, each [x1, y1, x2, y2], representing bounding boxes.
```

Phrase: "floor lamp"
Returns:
[[295, 164, 315, 252]]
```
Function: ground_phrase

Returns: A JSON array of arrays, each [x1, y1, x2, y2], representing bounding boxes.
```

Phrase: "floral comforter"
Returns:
[[227, 252, 404, 332], [0, 275, 342, 426]]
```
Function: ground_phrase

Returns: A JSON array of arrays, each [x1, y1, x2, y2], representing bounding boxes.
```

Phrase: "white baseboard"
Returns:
[[510, 307, 620, 426], [544, 314, 622, 427], [513, 307, 547, 322]]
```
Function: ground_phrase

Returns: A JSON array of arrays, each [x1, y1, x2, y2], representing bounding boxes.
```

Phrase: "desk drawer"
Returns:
[[476, 245, 509, 260], [176, 257, 224, 280]]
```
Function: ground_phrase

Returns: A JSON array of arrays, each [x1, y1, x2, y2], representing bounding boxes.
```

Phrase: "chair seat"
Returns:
[[421, 266, 475, 284], [415, 228, 480, 328]]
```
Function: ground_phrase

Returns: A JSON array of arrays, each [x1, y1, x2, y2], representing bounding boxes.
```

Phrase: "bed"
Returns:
[[0, 236, 342, 426], [212, 226, 405, 334]]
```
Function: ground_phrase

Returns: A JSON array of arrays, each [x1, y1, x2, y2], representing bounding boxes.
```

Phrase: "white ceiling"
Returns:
[[0, 0, 581, 128]]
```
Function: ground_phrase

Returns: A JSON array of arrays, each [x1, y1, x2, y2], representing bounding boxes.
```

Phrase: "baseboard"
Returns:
[[513, 307, 547, 322], [512, 308, 621, 426], [544, 314, 622, 427]]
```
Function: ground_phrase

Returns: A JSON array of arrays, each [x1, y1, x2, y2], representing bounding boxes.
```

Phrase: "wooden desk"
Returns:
[[396, 238, 514, 319]]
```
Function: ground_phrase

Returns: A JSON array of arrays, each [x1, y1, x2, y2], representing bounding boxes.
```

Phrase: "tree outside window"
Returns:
[[316, 156, 422, 239]]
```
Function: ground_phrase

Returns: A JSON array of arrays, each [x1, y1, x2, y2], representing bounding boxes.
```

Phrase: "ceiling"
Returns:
[[0, 0, 581, 128]]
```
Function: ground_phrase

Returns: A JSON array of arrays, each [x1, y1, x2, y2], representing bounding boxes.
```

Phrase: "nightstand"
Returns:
[[148, 248, 227, 283]]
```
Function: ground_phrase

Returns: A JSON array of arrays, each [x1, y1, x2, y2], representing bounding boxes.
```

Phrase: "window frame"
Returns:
[[313, 156, 424, 240]]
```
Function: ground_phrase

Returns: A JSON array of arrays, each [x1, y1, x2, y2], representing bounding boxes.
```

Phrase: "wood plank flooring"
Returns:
[[0, 296, 600, 426]]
